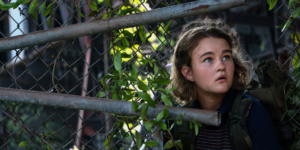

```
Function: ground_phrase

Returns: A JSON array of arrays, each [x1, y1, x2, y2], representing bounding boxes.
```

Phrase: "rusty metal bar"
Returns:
[[0, 88, 221, 126], [0, 0, 246, 52]]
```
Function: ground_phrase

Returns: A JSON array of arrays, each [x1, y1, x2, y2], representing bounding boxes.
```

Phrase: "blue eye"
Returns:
[[223, 55, 230, 60], [204, 58, 212, 62]]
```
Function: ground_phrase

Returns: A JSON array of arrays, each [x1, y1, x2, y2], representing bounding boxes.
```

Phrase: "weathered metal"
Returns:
[[0, 88, 221, 126], [0, 0, 246, 52]]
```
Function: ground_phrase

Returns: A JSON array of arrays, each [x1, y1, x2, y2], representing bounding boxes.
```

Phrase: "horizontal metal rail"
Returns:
[[0, 88, 221, 126], [0, 0, 246, 52]]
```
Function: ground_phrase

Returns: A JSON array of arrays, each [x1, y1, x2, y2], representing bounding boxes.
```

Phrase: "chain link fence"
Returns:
[[0, 0, 243, 149], [2, 0, 299, 149]]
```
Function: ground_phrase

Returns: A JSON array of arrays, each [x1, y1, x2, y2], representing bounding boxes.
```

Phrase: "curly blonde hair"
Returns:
[[169, 18, 252, 105]]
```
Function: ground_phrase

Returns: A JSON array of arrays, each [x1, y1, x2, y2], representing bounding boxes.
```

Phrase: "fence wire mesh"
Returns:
[[1, 0, 299, 149], [0, 0, 188, 149]]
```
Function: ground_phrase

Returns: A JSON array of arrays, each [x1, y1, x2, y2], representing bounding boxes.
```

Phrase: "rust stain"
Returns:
[[190, 5, 210, 11]]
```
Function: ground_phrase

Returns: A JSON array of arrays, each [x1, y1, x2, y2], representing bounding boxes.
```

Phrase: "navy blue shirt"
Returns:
[[192, 89, 280, 149]]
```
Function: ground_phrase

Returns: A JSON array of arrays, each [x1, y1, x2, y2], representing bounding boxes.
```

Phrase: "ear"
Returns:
[[181, 66, 194, 82]]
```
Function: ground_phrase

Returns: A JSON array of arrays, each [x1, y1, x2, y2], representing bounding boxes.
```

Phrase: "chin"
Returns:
[[214, 87, 230, 94]]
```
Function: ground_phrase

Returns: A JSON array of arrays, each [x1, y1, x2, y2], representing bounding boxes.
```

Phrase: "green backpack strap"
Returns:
[[229, 90, 253, 150]]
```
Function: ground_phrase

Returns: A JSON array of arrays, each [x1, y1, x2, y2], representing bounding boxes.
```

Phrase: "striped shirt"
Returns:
[[195, 123, 232, 150]]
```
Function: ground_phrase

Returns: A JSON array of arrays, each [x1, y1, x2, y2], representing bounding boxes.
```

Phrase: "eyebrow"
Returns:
[[199, 50, 232, 59]]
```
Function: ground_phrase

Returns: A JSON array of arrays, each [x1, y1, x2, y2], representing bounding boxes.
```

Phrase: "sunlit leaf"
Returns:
[[18, 141, 28, 147], [0, 0, 4, 6]]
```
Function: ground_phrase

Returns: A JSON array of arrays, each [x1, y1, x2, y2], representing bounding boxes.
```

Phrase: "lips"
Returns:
[[216, 75, 227, 82]]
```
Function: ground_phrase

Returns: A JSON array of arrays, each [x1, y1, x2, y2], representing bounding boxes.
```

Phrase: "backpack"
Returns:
[[171, 60, 294, 150]]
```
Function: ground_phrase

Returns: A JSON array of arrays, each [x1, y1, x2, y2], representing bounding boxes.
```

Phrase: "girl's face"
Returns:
[[181, 37, 235, 95]]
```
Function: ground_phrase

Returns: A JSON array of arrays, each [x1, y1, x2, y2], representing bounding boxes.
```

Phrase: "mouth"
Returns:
[[216, 76, 227, 82]]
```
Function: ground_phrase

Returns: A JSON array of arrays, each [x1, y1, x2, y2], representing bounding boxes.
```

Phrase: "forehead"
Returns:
[[192, 37, 231, 54]]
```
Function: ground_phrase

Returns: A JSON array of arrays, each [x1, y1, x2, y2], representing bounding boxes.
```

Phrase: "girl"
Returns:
[[167, 18, 279, 149]]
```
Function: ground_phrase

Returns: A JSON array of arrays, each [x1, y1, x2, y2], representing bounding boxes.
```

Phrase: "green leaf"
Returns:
[[113, 37, 122, 43], [28, 0, 37, 20], [169, 122, 175, 131], [144, 121, 152, 132], [156, 111, 164, 122], [154, 63, 158, 75], [114, 50, 122, 71], [138, 82, 149, 91], [158, 121, 167, 130], [164, 140, 174, 149], [165, 20, 173, 31], [123, 37, 129, 47], [137, 92, 155, 108], [145, 92, 155, 108], [267, 0, 277, 11], [145, 141, 159, 147], [0, 3, 18, 10], [193, 120, 199, 135], [174, 0, 181, 4], [296, 79, 300, 87], [103, 137, 110, 148], [0, 0, 4, 6], [18, 141, 28, 147], [96, 91, 106, 97], [150, 120, 156, 128], [163, 106, 169, 118], [292, 7, 300, 18], [152, 79, 171, 85], [276, 21, 286, 29], [135, 131, 142, 150], [141, 104, 148, 120], [132, 101, 138, 112], [47, 16, 51, 27], [47, 145, 51, 150], [175, 140, 183, 150], [39, 1, 46, 13], [161, 93, 172, 106], [121, 37, 127, 47], [292, 54, 300, 69], [15, 0, 30, 5], [17, 129, 24, 142], [43, 2, 54, 16], [123, 30, 134, 40], [289, 0, 296, 9], [189, 121, 193, 129], [90, 0, 97, 11], [131, 65, 138, 78], [167, 87, 176, 94], [102, 12, 112, 19], [139, 26, 146, 43], [282, 19, 291, 32], [75, 2, 84, 17]]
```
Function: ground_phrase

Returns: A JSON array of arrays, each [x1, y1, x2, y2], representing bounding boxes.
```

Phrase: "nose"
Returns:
[[216, 59, 225, 72]]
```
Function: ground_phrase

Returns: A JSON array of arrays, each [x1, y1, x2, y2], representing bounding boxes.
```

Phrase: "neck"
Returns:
[[196, 90, 226, 111]]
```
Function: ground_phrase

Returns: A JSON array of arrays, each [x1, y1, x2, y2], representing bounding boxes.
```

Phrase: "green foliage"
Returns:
[[267, 0, 278, 10]]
